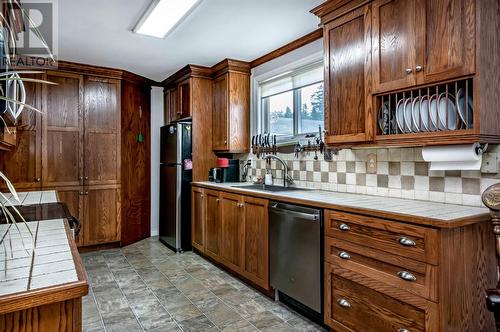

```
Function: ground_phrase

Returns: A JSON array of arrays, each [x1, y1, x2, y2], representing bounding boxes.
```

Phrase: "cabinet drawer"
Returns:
[[325, 237, 438, 302], [326, 267, 426, 332], [325, 210, 439, 264]]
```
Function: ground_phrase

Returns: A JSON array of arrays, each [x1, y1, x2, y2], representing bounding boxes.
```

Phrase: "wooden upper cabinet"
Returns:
[[417, 0, 475, 83], [84, 76, 121, 186], [212, 59, 250, 153], [373, 0, 475, 93], [205, 189, 222, 261], [42, 71, 84, 187], [178, 79, 191, 119], [219, 191, 243, 273], [372, 0, 418, 92], [0, 74, 42, 189], [241, 196, 269, 290], [324, 4, 373, 144], [165, 79, 191, 124], [191, 186, 205, 252], [212, 74, 229, 150]]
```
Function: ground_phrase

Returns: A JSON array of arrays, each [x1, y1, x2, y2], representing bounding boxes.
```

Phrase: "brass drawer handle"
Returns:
[[398, 329, 410, 332], [337, 298, 351, 308], [338, 251, 350, 260], [338, 223, 350, 231], [398, 237, 416, 247], [397, 271, 417, 282]]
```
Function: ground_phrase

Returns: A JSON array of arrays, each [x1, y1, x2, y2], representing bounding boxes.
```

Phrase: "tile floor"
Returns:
[[81, 237, 326, 332]]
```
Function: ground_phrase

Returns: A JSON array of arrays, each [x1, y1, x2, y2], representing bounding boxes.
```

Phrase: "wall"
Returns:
[[244, 145, 500, 207], [150, 86, 164, 236]]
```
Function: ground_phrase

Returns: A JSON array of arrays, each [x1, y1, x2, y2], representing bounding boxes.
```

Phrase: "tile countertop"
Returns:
[[0, 190, 88, 313], [192, 182, 491, 228]]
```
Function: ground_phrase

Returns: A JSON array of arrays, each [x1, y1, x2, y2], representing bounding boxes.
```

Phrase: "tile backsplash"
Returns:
[[240, 145, 500, 207]]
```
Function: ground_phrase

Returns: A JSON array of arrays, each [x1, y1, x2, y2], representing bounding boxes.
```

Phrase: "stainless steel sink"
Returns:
[[230, 184, 310, 192]]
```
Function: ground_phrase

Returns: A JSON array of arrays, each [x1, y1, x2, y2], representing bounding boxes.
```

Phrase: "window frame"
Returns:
[[253, 57, 324, 145]]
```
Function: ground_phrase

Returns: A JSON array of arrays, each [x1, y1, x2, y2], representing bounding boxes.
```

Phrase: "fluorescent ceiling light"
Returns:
[[134, 0, 200, 38]]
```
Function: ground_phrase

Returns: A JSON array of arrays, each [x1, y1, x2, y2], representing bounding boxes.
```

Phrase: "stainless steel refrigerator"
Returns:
[[159, 122, 192, 252]]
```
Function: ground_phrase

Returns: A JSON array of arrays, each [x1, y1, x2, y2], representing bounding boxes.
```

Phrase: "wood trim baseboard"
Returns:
[[250, 28, 323, 68]]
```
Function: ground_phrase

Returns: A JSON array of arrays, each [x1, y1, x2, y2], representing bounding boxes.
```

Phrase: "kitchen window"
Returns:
[[260, 62, 324, 141]]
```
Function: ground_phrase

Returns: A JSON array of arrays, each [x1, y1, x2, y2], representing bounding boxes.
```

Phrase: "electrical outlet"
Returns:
[[481, 153, 498, 174], [367, 153, 377, 174]]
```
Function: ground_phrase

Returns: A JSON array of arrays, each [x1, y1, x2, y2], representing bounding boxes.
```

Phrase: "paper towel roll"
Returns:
[[422, 143, 483, 171]]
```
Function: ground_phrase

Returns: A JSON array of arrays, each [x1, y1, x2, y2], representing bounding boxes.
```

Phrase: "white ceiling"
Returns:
[[58, 0, 323, 82]]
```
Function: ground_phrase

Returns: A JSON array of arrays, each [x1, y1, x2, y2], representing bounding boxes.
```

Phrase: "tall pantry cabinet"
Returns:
[[0, 62, 152, 248]]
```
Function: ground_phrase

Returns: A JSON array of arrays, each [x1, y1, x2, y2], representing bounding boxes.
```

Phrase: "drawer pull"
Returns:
[[398, 237, 416, 247], [338, 223, 350, 231], [337, 298, 351, 308], [398, 329, 410, 332], [397, 271, 417, 282], [338, 251, 351, 260]]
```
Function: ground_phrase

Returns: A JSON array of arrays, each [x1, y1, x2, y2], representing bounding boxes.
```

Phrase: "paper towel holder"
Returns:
[[476, 143, 489, 155]]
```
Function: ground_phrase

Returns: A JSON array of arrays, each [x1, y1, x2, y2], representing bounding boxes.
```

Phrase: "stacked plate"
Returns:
[[378, 88, 473, 134]]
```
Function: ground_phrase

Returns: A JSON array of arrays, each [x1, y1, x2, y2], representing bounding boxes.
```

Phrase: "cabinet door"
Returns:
[[0, 74, 42, 190], [57, 187, 84, 246], [241, 196, 269, 290], [164, 90, 171, 125], [178, 79, 191, 119], [372, 0, 418, 92], [416, 0, 475, 83], [205, 189, 222, 261], [212, 75, 229, 151], [83, 187, 121, 246], [169, 87, 179, 123], [219, 192, 243, 272], [191, 187, 205, 252], [325, 4, 373, 144], [84, 77, 120, 186], [42, 72, 84, 187]]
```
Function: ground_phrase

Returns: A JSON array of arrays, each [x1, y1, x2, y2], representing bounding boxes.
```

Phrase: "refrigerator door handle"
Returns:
[[175, 164, 182, 250]]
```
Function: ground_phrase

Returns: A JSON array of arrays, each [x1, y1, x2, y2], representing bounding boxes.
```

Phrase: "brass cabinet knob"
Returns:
[[415, 65, 423, 72], [215, 199, 220, 203], [405, 68, 413, 75], [34, 177, 41, 182], [398, 329, 410, 332]]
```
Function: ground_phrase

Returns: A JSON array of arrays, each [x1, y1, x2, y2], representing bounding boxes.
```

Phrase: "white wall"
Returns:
[[150, 87, 164, 236]]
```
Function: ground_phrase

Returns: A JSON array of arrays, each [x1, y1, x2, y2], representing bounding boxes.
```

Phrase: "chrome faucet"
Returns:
[[262, 154, 294, 188]]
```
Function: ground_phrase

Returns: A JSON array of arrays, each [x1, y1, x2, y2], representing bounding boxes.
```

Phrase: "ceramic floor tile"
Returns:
[[82, 236, 326, 332]]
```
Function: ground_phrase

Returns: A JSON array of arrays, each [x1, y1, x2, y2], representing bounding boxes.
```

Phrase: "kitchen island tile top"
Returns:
[[0, 218, 77, 296], [193, 182, 489, 223]]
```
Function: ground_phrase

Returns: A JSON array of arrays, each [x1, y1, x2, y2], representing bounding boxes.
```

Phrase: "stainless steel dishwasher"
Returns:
[[269, 201, 322, 315]]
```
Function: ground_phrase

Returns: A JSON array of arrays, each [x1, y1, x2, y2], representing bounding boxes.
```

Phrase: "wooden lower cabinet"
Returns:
[[82, 187, 121, 246], [191, 187, 205, 252], [324, 209, 496, 332], [219, 192, 244, 273], [241, 196, 269, 289], [205, 189, 221, 260], [191, 187, 270, 290]]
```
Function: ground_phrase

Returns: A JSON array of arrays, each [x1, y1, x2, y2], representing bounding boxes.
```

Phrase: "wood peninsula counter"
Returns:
[[0, 191, 88, 331]]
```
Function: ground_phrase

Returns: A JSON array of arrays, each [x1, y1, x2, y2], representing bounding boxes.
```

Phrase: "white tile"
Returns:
[[402, 190, 415, 200], [356, 186, 367, 195], [299, 171, 306, 181], [355, 161, 366, 173], [388, 149, 401, 161], [445, 193, 463, 205], [415, 190, 430, 202], [377, 149, 388, 162], [401, 162, 415, 176], [320, 161, 329, 172], [414, 176, 430, 191], [345, 149, 356, 161], [346, 185, 356, 193], [337, 161, 346, 173], [444, 177, 462, 193], [462, 194, 482, 207], [414, 148, 424, 161], [337, 184, 347, 192], [30, 270, 78, 290], [313, 172, 321, 182], [429, 191, 445, 203], [366, 187, 378, 196], [388, 176, 401, 189], [481, 178, 500, 194], [377, 162, 389, 175], [328, 173, 337, 184], [388, 189, 402, 198], [0, 278, 28, 295], [306, 161, 314, 171], [366, 174, 377, 187], [346, 173, 356, 185], [377, 187, 389, 196]]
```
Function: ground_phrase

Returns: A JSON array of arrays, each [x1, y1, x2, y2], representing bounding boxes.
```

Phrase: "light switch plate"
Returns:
[[367, 153, 377, 174], [481, 153, 498, 173]]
